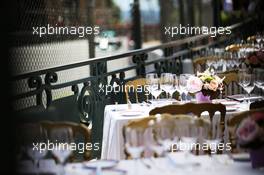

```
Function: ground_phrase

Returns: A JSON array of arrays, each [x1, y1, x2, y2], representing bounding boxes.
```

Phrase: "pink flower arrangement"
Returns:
[[187, 69, 225, 94], [186, 76, 203, 93], [236, 112, 264, 148]]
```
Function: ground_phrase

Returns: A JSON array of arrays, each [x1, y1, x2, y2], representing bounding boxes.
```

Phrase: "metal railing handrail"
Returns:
[[11, 18, 253, 81]]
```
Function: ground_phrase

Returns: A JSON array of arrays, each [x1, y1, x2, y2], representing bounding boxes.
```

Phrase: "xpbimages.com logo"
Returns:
[[32, 24, 100, 37], [164, 24, 232, 38], [32, 140, 100, 154], [99, 84, 151, 96]]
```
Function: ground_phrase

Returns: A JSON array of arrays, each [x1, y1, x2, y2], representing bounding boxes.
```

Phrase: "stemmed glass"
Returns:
[[146, 73, 156, 101], [167, 74, 178, 101], [124, 127, 146, 175], [179, 74, 191, 102], [160, 73, 173, 99], [154, 118, 175, 155], [256, 33, 262, 49], [180, 119, 198, 157], [22, 124, 48, 173], [239, 71, 255, 103], [49, 128, 73, 175], [148, 74, 162, 101], [204, 116, 223, 169], [254, 68, 264, 91]]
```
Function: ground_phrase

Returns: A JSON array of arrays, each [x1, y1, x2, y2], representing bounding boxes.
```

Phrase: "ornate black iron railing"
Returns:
[[11, 18, 255, 158]]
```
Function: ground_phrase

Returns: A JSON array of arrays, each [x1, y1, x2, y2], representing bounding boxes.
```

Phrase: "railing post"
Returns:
[[131, 0, 142, 49], [213, 0, 221, 27], [87, 0, 95, 59]]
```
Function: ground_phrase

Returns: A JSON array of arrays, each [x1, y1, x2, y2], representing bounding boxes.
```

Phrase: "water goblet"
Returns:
[[22, 124, 48, 173], [160, 73, 173, 99], [49, 128, 73, 175]]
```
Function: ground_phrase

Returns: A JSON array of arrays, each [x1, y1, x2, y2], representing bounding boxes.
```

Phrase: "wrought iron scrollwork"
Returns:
[[44, 72, 58, 107], [71, 84, 79, 95], [78, 82, 95, 125], [132, 53, 147, 76], [28, 76, 43, 105]]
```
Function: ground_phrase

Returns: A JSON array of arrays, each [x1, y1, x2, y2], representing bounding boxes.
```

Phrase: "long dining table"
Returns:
[[101, 100, 250, 160], [17, 153, 264, 175], [66, 153, 263, 175]]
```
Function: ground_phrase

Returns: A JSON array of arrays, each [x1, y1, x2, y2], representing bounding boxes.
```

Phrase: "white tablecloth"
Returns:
[[17, 154, 264, 175], [101, 102, 249, 160], [65, 154, 263, 175]]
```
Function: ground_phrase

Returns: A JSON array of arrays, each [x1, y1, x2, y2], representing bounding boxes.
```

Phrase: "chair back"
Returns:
[[41, 121, 92, 161], [122, 116, 156, 159], [154, 114, 211, 155], [149, 103, 226, 145], [149, 103, 226, 124]]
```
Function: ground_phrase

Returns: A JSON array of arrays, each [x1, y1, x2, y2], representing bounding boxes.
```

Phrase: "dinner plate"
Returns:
[[83, 160, 118, 169], [120, 111, 143, 116]]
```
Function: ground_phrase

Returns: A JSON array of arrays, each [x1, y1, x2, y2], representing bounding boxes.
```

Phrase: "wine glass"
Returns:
[[253, 68, 264, 91], [160, 73, 173, 99], [146, 73, 156, 101], [154, 118, 175, 154], [23, 124, 48, 172], [240, 72, 255, 103], [179, 119, 198, 155], [167, 74, 178, 101], [204, 116, 223, 169], [256, 33, 262, 49], [49, 128, 73, 174], [146, 73, 158, 101], [124, 127, 146, 175], [179, 74, 192, 102], [238, 70, 249, 103], [150, 76, 162, 101]]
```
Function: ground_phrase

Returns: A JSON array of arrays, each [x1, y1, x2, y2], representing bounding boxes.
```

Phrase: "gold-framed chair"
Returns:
[[125, 78, 147, 103], [41, 121, 92, 161], [155, 113, 211, 155], [122, 114, 211, 159], [227, 108, 264, 153], [149, 103, 226, 148], [122, 116, 156, 159], [149, 103, 226, 124]]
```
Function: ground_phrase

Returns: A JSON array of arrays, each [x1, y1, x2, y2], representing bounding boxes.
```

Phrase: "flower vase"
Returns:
[[250, 146, 264, 168], [195, 91, 211, 103]]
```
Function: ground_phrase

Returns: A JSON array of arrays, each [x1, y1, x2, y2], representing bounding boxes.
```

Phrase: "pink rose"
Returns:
[[208, 80, 218, 91], [187, 76, 203, 93]]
